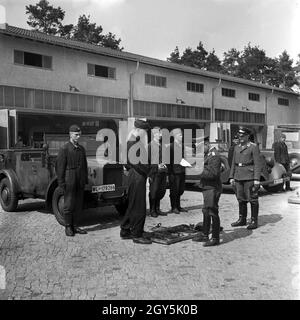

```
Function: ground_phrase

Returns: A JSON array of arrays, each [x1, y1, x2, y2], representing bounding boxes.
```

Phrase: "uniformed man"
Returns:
[[193, 136, 222, 246], [120, 119, 152, 244], [229, 127, 261, 230], [228, 134, 239, 167], [148, 126, 168, 217], [56, 124, 88, 236], [166, 128, 188, 214], [273, 133, 292, 191]]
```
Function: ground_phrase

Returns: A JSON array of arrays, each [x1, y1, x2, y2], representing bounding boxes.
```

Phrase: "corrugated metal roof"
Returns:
[[0, 24, 299, 96]]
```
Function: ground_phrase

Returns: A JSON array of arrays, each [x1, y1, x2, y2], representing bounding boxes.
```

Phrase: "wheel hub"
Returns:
[[1, 187, 10, 204]]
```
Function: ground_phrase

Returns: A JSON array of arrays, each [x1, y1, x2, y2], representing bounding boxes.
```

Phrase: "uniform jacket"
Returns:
[[228, 144, 235, 167], [166, 140, 186, 175], [56, 141, 88, 189], [148, 139, 167, 176], [125, 137, 150, 178], [229, 142, 261, 181], [199, 147, 222, 191], [273, 141, 289, 165]]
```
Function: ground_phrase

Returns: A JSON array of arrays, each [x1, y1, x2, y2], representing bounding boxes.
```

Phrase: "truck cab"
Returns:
[[0, 145, 128, 225]]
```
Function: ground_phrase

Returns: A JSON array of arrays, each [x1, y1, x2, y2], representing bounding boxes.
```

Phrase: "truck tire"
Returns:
[[52, 187, 65, 226], [0, 178, 18, 212]]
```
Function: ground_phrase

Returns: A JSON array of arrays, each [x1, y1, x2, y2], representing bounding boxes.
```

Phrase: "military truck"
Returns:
[[0, 146, 128, 225]]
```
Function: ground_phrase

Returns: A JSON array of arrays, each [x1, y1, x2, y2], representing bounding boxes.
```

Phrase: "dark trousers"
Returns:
[[235, 180, 259, 220], [169, 172, 185, 209], [202, 189, 221, 239], [64, 184, 84, 226], [282, 163, 291, 189], [121, 168, 147, 238], [149, 172, 167, 201], [235, 180, 259, 205]]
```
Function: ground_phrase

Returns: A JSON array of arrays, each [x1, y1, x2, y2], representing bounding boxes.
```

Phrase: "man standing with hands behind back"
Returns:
[[273, 133, 292, 191], [229, 127, 261, 230], [56, 124, 88, 237], [167, 128, 188, 215]]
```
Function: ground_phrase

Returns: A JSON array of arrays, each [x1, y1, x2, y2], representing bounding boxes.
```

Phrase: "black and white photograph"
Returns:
[[0, 0, 300, 305]]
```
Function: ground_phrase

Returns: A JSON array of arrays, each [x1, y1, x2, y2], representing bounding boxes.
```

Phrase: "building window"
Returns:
[[14, 50, 52, 69], [145, 74, 167, 88], [133, 100, 210, 120], [87, 63, 116, 79], [187, 81, 204, 93], [0, 85, 127, 115], [278, 97, 289, 106], [215, 109, 265, 124], [222, 88, 236, 98], [248, 92, 260, 101]]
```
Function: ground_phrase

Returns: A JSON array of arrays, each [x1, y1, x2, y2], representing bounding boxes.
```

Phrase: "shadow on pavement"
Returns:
[[256, 213, 283, 227], [185, 204, 203, 211], [76, 206, 122, 231], [221, 227, 253, 244], [20, 201, 122, 232], [221, 213, 282, 244], [16, 200, 50, 214]]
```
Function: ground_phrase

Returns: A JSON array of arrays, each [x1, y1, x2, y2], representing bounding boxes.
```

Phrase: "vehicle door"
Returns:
[[15, 150, 51, 197]]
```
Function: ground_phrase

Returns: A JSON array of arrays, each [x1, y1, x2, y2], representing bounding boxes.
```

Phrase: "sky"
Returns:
[[0, 0, 300, 65]]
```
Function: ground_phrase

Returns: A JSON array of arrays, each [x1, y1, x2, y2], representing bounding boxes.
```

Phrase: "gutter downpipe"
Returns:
[[129, 60, 140, 117], [265, 88, 274, 128], [264, 88, 274, 148], [211, 78, 222, 122]]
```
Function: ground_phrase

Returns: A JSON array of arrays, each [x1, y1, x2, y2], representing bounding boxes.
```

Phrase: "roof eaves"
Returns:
[[1, 24, 299, 97]]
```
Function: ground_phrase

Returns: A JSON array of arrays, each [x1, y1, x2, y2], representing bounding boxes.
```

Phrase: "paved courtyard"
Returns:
[[0, 181, 299, 300]]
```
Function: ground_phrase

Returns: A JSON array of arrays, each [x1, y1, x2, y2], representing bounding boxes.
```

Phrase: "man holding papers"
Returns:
[[166, 128, 189, 214]]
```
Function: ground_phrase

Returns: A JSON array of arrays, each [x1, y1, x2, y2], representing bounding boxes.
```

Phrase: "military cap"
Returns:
[[238, 127, 252, 136], [69, 124, 81, 133], [134, 119, 151, 130]]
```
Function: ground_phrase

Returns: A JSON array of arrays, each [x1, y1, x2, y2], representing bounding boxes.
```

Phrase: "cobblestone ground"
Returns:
[[0, 181, 299, 300]]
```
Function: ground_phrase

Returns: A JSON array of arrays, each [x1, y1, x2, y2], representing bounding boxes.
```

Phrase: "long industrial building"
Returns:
[[0, 22, 299, 150]]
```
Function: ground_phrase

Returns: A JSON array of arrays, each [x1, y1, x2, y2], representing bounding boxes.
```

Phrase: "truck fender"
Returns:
[[45, 177, 58, 210], [269, 163, 286, 180], [0, 169, 21, 195]]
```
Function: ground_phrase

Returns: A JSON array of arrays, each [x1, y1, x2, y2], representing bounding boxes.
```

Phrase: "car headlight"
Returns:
[[265, 156, 275, 168], [290, 158, 298, 168]]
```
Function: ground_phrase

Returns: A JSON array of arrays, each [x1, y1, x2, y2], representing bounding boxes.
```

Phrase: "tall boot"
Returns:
[[177, 197, 188, 212], [211, 211, 220, 240], [155, 200, 167, 216], [149, 194, 152, 212], [150, 198, 158, 217], [202, 210, 211, 238], [231, 202, 247, 227], [285, 180, 292, 191], [169, 196, 179, 214], [247, 203, 259, 229]]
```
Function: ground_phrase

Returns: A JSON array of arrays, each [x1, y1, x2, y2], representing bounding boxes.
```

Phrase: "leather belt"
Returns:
[[236, 163, 253, 167]]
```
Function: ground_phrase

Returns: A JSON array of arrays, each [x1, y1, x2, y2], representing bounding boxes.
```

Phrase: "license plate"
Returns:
[[92, 184, 115, 193], [273, 178, 283, 184]]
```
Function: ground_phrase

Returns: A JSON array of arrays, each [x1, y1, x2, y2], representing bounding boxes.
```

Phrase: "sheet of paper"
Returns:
[[180, 158, 192, 167]]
